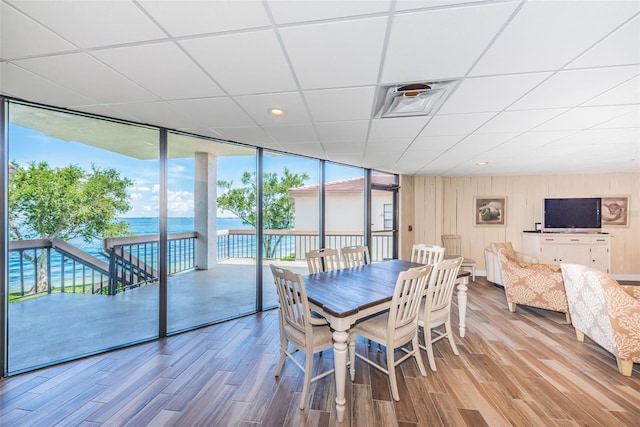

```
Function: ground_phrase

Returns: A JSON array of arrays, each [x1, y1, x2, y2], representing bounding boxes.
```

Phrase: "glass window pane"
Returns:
[[7, 103, 159, 373], [371, 171, 397, 261], [262, 152, 318, 308], [167, 133, 257, 332], [325, 163, 365, 252]]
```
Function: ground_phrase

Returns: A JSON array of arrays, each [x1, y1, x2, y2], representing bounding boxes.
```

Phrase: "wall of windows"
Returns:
[[0, 98, 397, 375]]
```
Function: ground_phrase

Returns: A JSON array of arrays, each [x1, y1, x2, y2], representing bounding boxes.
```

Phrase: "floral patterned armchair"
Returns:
[[484, 242, 538, 286], [561, 263, 640, 377], [497, 248, 570, 322]]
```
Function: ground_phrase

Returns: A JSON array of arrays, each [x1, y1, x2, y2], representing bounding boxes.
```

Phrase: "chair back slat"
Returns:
[[411, 244, 445, 265], [441, 234, 463, 257], [270, 264, 310, 336], [341, 245, 371, 268], [426, 257, 463, 313], [306, 248, 341, 273], [389, 265, 432, 338]]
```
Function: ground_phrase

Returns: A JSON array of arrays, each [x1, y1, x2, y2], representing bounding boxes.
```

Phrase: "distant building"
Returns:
[[289, 175, 395, 232]]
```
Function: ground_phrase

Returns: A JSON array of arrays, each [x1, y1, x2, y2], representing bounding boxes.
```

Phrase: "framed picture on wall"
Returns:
[[474, 197, 506, 226], [601, 196, 629, 227]]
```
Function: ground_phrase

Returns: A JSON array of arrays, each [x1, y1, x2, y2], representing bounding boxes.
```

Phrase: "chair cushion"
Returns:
[[491, 242, 515, 259]]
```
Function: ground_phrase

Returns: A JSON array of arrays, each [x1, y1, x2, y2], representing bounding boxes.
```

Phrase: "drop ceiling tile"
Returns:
[[105, 101, 196, 130], [277, 141, 326, 159], [92, 43, 224, 100], [475, 109, 568, 134], [10, 0, 166, 48], [381, 2, 519, 83], [234, 92, 310, 125], [406, 135, 465, 155], [584, 75, 640, 107], [420, 112, 495, 136], [138, 0, 270, 36], [534, 105, 639, 132], [1, 3, 76, 58], [363, 151, 403, 169], [509, 65, 640, 110], [179, 30, 297, 95], [366, 137, 413, 151], [395, 1, 481, 11], [268, 0, 390, 24], [304, 87, 376, 122], [370, 116, 429, 139], [210, 126, 275, 147], [168, 98, 255, 128], [327, 153, 364, 167], [1, 62, 94, 107], [594, 109, 640, 129], [323, 140, 366, 154], [489, 131, 577, 154], [470, 1, 640, 75], [439, 73, 552, 114], [279, 17, 387, 89], [568, 15, 640, 69], [315, 121, 370, 142], [12, 53, 157, 104], [263, 124, 319, 144]]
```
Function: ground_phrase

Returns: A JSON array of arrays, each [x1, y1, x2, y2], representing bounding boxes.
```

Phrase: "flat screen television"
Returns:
[[543, 198, 602, 233]]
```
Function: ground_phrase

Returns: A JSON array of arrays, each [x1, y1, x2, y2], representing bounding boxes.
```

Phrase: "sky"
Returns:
[[8, 124, 363, 217]]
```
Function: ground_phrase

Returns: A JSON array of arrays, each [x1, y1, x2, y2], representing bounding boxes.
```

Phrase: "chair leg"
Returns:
[[575, 328, 585, 342], [565, 312, 571, 324], [508, 302, 517, 313], [349, 338, 356, 381], [387, 349, 400, 401], [275, 341, 287, 377], [412, 335, 427, 376], [617, 358, 634, 377], [423, 327, 437, 372], [445, 320, 459, 356], [299, 352, 314, 410]]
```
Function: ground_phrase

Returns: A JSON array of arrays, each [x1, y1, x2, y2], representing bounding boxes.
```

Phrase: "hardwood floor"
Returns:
[[1, 277, 639, 426]]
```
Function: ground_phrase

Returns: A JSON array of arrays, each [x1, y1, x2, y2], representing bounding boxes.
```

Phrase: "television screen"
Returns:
[[544, 198, 602, 232]]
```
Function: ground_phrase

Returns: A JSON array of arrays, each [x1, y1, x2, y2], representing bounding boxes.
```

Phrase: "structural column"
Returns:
[[194, 152, 217, 269]]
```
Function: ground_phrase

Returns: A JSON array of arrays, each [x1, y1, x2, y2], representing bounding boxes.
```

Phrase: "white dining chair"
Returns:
[[441, 234, 476, 281], [418, 257, 463, 371], [270, 264, 336, 410], [341, 245, 371, 268], [411, 243, 445, 265], [306, 248, 341, 273], [348, 264, 432, 401]]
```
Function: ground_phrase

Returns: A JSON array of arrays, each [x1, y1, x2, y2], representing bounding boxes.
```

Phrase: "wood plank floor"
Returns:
[[1, 277, 639, 426]]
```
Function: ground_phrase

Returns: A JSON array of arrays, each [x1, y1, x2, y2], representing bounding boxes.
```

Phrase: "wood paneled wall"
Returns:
[[403, 173, 639, 277]]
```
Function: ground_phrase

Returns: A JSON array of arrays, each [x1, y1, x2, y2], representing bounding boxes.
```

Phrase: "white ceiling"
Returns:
[[1, 0, 639, 176]]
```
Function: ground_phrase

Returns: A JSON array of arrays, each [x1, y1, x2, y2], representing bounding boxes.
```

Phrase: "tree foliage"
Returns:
[[9, 161, 133, 242], [217, 168, 309, 258]]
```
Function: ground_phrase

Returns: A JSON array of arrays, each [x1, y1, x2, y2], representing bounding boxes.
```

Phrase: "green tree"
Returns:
[[217, 168, 309, 259], [9, 161, 133, 293]]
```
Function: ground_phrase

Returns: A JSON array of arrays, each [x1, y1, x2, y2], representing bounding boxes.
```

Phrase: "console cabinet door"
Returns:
[[590, 245, 609, 273]]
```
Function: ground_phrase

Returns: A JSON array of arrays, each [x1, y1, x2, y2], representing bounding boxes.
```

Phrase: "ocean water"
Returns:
[[8, 217, 251, 293]]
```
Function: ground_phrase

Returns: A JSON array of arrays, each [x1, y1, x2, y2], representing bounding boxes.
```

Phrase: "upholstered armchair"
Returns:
[[497, 248, 570, 322], [484, 242, 538, 286], [561, 263, 640, 377]]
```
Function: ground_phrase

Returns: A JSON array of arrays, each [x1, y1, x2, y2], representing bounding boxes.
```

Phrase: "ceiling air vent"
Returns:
[[375, 81, 455, 118]]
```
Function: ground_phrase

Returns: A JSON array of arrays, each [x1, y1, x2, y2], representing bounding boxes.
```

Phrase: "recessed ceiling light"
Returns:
[[268, 107, 286, 117], [476, 161, 489, 166]]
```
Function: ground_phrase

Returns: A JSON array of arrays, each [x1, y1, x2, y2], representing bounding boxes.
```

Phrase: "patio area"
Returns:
[[7, 259, 308, 374]]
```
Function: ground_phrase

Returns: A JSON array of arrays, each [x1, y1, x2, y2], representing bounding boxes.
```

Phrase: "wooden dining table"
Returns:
[[302, 259, 470, 423]]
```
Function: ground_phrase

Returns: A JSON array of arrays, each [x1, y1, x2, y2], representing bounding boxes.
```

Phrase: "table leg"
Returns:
[[457, 278, 468, 338], [332, 330, 348, 423]]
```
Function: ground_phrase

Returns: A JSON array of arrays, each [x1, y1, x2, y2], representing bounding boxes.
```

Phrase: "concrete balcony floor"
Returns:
[[8, 259, 309, 374]]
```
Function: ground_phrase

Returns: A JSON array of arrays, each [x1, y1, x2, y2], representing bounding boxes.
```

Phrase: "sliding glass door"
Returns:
[[7, 102, 160, 373]]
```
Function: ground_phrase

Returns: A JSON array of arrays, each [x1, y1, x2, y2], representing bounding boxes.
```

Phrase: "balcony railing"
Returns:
[[8, 230, 393, 300]]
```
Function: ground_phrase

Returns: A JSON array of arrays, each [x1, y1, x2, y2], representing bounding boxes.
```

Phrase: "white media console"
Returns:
[[522, 232, 610, 273]]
